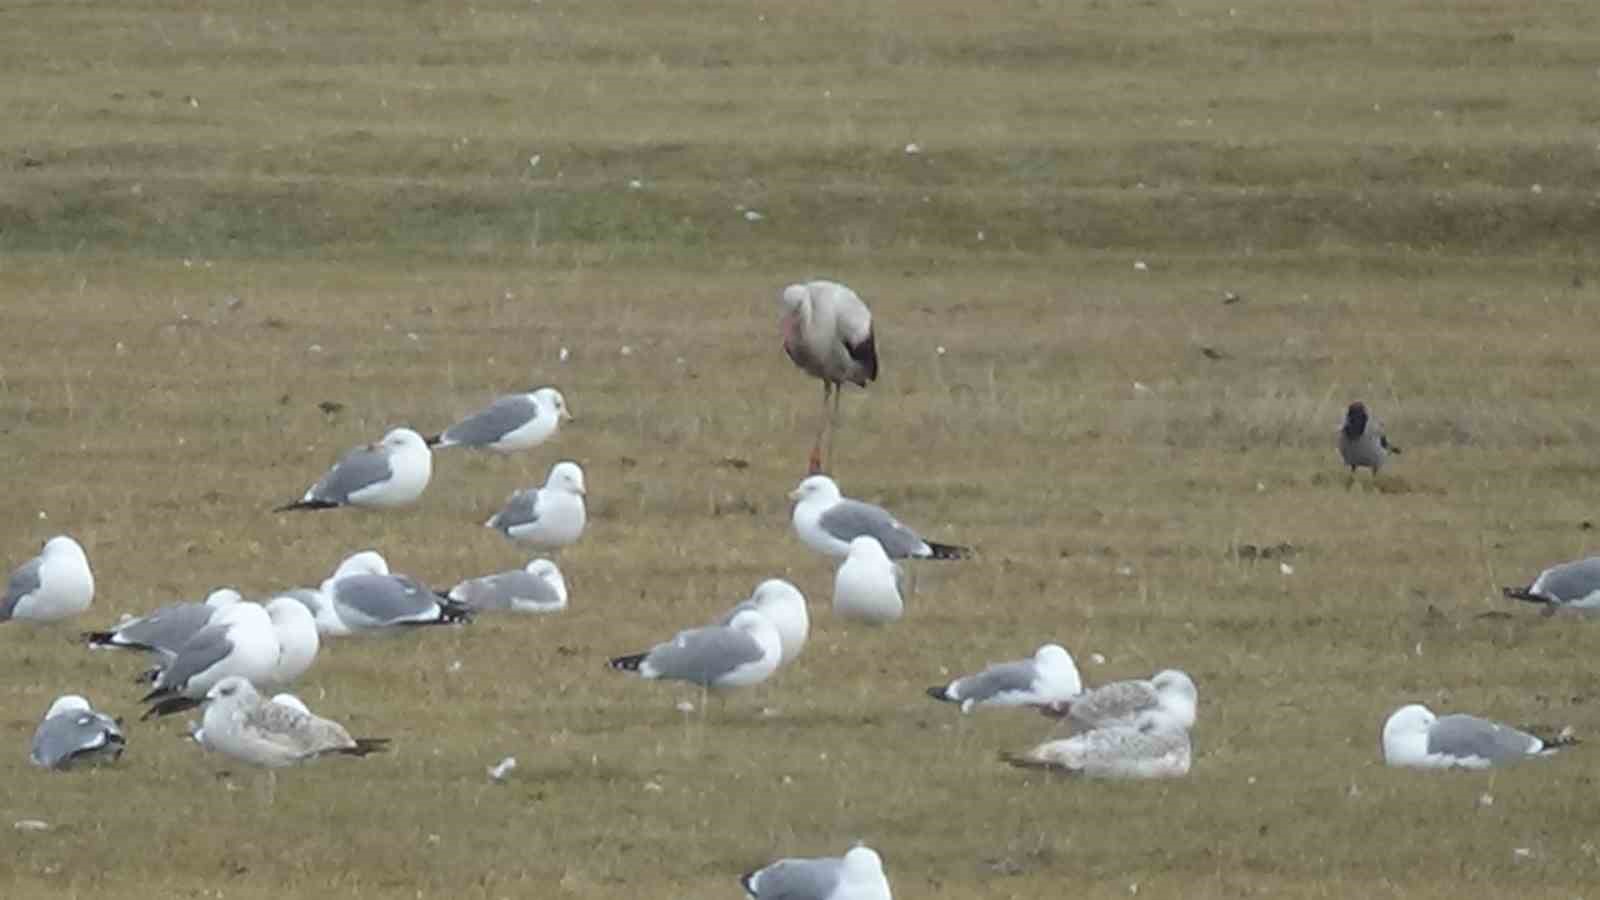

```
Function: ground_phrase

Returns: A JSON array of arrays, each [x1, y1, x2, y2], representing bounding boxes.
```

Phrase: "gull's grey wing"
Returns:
[[31, 712, 124, 769], [1429, 714, 1541, 763], [331, 574, 437, 627], [2, 557, 44, 620], [152, 624, 234, 693], [1534, 558, 1600, 604], [488, 489, 541, 531], [1067, 680, 1158, 726], [443, 395, 537, 447], [450, 571, 561, 611], [108, 602, 215, 655], [744, 856, 842, 900], [951, 660, 1039, 703], [309, 444, 393, 504], [817, 499, 925, 557], [646, 625, 766, 684]]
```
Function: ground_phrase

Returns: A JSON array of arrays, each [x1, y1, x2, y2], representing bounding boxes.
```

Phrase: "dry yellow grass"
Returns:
[[5, 1, 1600, 898]]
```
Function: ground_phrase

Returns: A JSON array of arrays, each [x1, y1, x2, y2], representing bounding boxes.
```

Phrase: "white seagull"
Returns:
[[1003, 710, 1193, 779], [741, 844, 892, 900], [84, 587, 242, 660], [1038, 669, 1199, 731], [1381, 704, 1576, 769], [790, 475, 969, 560], [275, 427, 432, 512], [719, 579, 809, 665], [484, 461, 587, 549], [427, 387, 572, 453], [608, 609, 782, 691], [928, 644, 1082, 713], [3, 535, 94, 623], [304, 551, 472, 636], [30, 695, 125, 770], [778, 280, 878, 474], [197, 676, 388, 769], [263, 594, 320, 688], [140, 602, 280, 719], [1503, 556, 1600, 612], [833, 536, 905, 625], [447, 558, 568, 613]]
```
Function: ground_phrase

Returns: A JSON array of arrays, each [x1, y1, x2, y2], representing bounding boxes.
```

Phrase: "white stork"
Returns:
[[777, 280, 878, 473]]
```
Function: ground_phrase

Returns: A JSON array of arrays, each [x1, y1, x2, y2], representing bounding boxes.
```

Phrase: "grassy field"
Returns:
[[5, 1, 1600, 897]]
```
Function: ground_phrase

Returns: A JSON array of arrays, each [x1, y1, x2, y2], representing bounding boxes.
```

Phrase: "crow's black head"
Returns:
[[1343, 402, 1369, 439]]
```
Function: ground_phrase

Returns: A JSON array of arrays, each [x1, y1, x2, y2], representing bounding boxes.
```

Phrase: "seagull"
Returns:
[[1381, 703, 1576, 769], [833, 536, 904, 625], [1037, 669, 1198, 731], [3, 534, 94, 623], [777, 280, 878, 474], [30, 695, 125, 770], [305, 551, 472, 636], [608, 609, 783, 691], [741, 844, 892, 900], [789, 475, 969, 560], [140, 603, 280, 720], [927, 644, 1082, 713], [189, 691, 311, 746], [1002, 710, 1193, 779], [196, 676, 389, 769], [274, 427, 432, 512], [1502, 556, 1600, 612], [447, 558, 568, 613], [84, 588, 242, 660], [263, 594, 320, 688], [718, 579, 808, 665], [484, 461, 587, 549], [1338, 401, 1400, 479], [426, 387, 572, 453]]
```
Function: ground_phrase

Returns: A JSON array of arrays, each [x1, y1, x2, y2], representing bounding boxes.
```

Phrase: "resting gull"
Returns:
[[84, 588, 242, 660], [447, 558, 568, 614], [790, 475, 968, 560], [609, 609, 782, 690], [275, 427, 432, 512], [427, 387, 572, 453], [742, 843, 892, 900], [30, 695, 125, 770], [140, 602, 279, 719], [3, 535, 94, 623], [928, 644, 1082, 713], [1038, 668, 1198, 731], [197, 676, 388, 769], [719, 579, 808, 665], [1003, 710, 1193, 779], [485, 461, 587, 549], [1382, 703, 1576, 769], [305, 551, 471, 636], [833, 536, 905, 625], [1503, 556, 1600, 611]]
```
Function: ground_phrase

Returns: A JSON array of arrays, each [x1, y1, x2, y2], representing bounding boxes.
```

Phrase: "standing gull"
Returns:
[[928, 644, 1082, 713], [790, 475, 969, 560], [1002, 710, 1193, 779], [833, 536, 905, 625], [778, 280, 878, 474], [448, 558, 568, 613], [485, 461, 587, 549], [1038, 669, 1198, 731], [275, 427, 432, 512], [30, 695, 125, 770], [608, 609, 783, 691], [84, 588, 242, 660], [1338, 401, 1401, 479], [305, 551, 471, 636], [1503, 556, 1600, 612], [719, 579, 809, 665], [3, 534, 94, 623], [742, 844, 893, 900], [197, 676, 388, 768], [140, 602, 280, 719], [427, 387, 572, 453], [1381, 704, 1576, 769]]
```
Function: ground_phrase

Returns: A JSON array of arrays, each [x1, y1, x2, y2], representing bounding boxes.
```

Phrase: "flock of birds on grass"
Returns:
[[5, 279, 1592, 898]]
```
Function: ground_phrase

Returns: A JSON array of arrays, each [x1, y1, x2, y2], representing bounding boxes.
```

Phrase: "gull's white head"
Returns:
[[42, 535, 88, 562], [204, 588, 243, 609], [45, 695, 92, 719], [332, 550, 390, 580], [846, 535, 891, 563], [533, 387, 573, 422], [1035, 644, 1076, 669], [214, 601, 271, 629], [1153, 669, 1198, 702], [525, 558, 568, 598], [205, 675, 260, 707], [269, 693, 311, 715], [1382, 703, 1437, 765], [751, 579, 805, 613], [265, 594, 318, 629], [841, 845, 885, 879], [789, 475, 841, 504], [381, 428, 429, 453], [547, 461, 586, 496]]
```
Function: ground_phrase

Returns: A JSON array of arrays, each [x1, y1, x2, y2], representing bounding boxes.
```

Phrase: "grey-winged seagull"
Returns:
[[928, 643, 1082, 713], [484, 461, 587, 549], [84, 588, 242, 660], [427, 387, 572, 453], [275, 427, 432, 512], [447, 558, 568, 613], [1503, 556, 1600, 611], [608, 609, 782, 690], [30, 695, 125, 770], [789, 475, 969, 560], [3, 535, 94, 623], [303, 551, 471, 636], [1381, 704, 1575, 769], [833, 536, 905, 625], [140, 602, 279, 719], [777, 280, 878, 474], [741, 844, 892, 900], [719, 579, 808, 665]]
